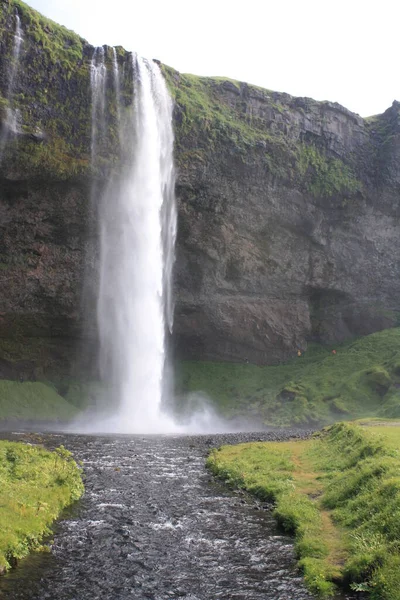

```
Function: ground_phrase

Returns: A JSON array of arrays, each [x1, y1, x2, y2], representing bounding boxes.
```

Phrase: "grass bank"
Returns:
[[0, 380, 79, 423], [207, 422, 400, 598], [177, 327, 400, 426], [0, 440, 84, 572]]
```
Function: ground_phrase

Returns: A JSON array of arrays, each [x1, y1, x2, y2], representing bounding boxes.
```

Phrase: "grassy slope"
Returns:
[[2, 327, 400, 424], [0, 381, 79, 422], [177, 328, 400, 426], [0, 440, 84, 571], [207, 422, 400, 598]]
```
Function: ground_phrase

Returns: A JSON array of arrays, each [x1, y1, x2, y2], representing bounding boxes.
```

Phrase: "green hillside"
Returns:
[[177, 328, 400, 426]]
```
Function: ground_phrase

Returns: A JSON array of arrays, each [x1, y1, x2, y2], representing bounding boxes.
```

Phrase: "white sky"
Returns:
[[26, 0, 398, 117]]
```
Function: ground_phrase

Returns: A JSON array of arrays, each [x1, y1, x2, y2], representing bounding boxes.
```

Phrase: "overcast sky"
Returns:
[[26, 0, 397, 117]]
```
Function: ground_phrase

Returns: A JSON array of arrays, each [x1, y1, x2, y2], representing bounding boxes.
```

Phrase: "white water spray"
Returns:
[[93, 54, 177, 432]]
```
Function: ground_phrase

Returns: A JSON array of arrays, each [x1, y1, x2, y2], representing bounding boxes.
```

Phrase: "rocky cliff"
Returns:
[[1, 0, 400, 378]]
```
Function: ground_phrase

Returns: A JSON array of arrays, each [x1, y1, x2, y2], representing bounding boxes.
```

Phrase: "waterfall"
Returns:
[[90, 52, 177, 433], [0, 13, 23, 161], [7, 14, 23, 98], [90, 47, 107, 164], [111, 47, 122, 144]]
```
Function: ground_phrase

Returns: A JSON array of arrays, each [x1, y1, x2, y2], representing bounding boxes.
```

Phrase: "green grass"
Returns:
[[0, 440, 84, 571], [11, 0, 85, 69], [3, 327, 400, 425], [177, 327, 400, 426], [0, 380, 79, 422], [207, 422, 400, 598]]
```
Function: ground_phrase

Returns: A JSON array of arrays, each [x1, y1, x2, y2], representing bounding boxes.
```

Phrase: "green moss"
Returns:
[[5, 137, 90, 179], [0, 380, 78, 422], [13, 0, 85, 70], [364, 366, 392, 392], [162, 65, 297, 176], [163, 66, 363, 195], [297, 143, 362, 198], [0, 95, 9, 120], [0, 440, 83, 571], [177, 327, 400, 426], [0, 1, 96, 178], [61, 380, 101, 410]]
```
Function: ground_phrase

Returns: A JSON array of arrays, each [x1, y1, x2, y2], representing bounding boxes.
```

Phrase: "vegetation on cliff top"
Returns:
[[9, 0, 85, 67], [0, 0, 91, 178], [162, 65, 362, 197], [177, 327, 400, 426], [0, 439, 83, 572], [1, 0, 363, 194], [207, 422, 400, 598]]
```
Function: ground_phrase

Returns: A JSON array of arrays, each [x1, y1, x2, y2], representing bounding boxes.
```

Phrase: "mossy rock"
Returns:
[[364, 367, 392, 395]]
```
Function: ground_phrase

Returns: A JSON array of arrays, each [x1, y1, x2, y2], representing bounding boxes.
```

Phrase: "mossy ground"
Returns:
[[177, 327, 400, 426], [207, 422, 400, 598], [0, 335, 99, 419], [0, 381, 79, 422], [0, 440, 83, 571]]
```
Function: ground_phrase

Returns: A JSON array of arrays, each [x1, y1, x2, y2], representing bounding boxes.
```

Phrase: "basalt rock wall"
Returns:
[[1, 0, 400, 376]]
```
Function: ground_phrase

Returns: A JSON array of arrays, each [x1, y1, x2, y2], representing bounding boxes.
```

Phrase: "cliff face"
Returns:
[[1, 0, 400, 376], [169, 73, 400, 363]]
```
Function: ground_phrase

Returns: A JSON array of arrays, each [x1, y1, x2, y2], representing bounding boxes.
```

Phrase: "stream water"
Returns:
[[0, 431, 360, 600]]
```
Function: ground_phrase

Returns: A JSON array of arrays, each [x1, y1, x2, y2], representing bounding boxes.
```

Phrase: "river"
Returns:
[[0, 431, 360, 600]]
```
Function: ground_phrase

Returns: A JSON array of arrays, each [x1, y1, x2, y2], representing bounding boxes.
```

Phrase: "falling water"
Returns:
[[111, 47, 122, 141], [92, 53, 177, 432], [7, 14, 23, 98], [0, 13, 23, 160], [90, 47, 107, 163]]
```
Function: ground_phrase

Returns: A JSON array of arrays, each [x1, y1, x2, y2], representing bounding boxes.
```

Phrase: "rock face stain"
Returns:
[[0, 1, 400, 374]]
